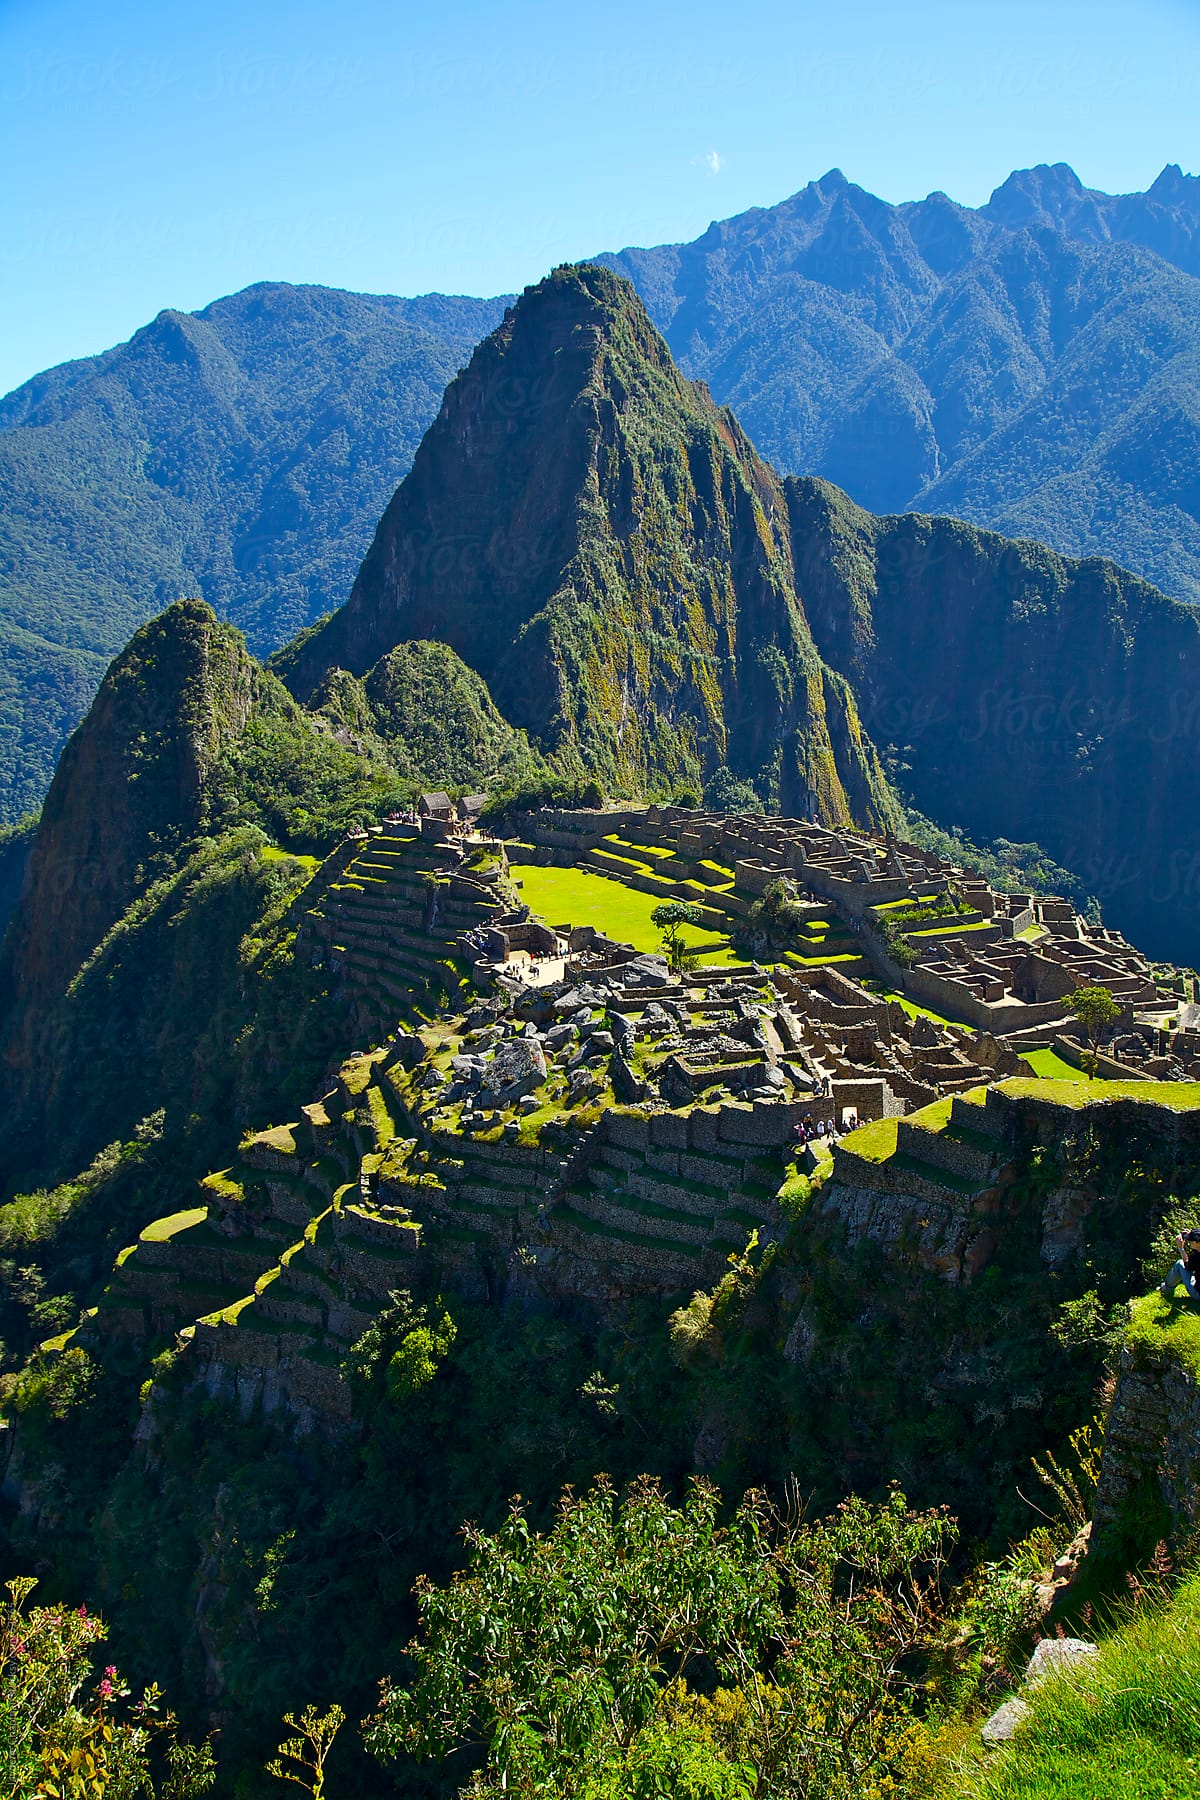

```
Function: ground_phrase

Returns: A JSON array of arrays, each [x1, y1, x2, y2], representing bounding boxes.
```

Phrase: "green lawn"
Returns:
[[513, 865, 741, 964], [261, 845, 320, 873], [881, 990, 970, 1031], [1021, 1048, 1088, 1082], [1125, 1290, 1200, 1382], [999, 1076, 1200, 1109], [140, 1206, 208, 1242]]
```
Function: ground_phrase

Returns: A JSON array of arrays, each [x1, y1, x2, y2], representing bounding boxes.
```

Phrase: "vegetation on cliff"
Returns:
[[282, 265, 899, 829]]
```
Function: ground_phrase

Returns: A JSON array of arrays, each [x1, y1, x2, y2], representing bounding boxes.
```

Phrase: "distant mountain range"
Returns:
[[5, 160, 1200, 824]]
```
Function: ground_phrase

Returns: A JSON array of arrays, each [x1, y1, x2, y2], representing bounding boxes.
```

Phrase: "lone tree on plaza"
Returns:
[[651, 900, 705, 974], [1067, 984, 1121, 1078]]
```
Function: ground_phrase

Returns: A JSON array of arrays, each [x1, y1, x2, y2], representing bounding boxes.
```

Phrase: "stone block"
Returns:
[[648, 1111, 691, 1150]]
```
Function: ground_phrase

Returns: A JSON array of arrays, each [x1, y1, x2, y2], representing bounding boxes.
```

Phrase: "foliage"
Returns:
[[1066, 985, 1121, 1075], [264, 1704, 344, 1800], [0, 1577, 214, 1800], [651, 901, 705, 973], [958, 1568, 1200, 1799], [900, 811, 1096, 913], [366, 1474, 954, 1800], [745, 879, 809, 938], [479, 774, 604, 827], [702, 768, 763, 816], [341, 1289, 457, 1407]]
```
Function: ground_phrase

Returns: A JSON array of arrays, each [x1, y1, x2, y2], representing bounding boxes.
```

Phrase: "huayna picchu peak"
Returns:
[[7, 237, 1200, 1799], [281, 264, 897, 830]]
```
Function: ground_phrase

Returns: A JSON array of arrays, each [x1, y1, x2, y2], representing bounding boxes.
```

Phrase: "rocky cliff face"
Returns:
[[787, 477, 1200, 961], [282, 265, 898, 825]]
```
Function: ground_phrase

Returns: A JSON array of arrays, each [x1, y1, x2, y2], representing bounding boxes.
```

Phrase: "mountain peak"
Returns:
[[277, 265, 895, 827], [982, 161, 1089, 227], [1147, 161, 1199, 203]]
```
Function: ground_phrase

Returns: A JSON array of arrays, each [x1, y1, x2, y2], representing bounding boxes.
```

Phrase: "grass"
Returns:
[[1021, 1048, 1089, 1082], [513, 864, 741, 964], [838, 1117, 898, 1162], [956, 1570, 1200, 1799], [839, 1096, 957, 1165], [261, 845, 320, 873], [140, 1207, 207, 1242], [1125, 1290, 1200, 1382], [998, 1077, 1200, 1109]]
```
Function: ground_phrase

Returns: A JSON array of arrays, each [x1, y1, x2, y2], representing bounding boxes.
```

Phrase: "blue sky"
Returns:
[[2, 0, 1199, 395]]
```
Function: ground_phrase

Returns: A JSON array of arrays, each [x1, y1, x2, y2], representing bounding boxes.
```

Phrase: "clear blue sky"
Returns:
[[2, 0, 1199, 395]]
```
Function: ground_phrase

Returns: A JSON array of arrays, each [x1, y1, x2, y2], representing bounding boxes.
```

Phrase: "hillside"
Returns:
[[787, 478, 1200, 962], [4, 791, 1200, 1792], [0, 284, 506, 821], [281, 264, 898, 828], [8, 164, 1200, 831]]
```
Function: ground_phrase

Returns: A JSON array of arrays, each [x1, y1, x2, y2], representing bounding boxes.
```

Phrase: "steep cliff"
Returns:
[[280, 265, 898, 826], [0, 600, 264, 1033], [787, 477, 1200, 961]]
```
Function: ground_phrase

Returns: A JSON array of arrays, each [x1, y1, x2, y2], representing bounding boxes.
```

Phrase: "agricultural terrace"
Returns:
[[512, 864, 743, 965]]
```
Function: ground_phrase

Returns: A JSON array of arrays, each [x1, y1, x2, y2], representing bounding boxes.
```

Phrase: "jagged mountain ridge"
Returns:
[[600, 164, 1200, 581], [6, 162, 1200, 826]]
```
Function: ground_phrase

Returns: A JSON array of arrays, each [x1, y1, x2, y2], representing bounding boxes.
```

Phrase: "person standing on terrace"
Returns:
[[1159, 1228, 1200, 1302]]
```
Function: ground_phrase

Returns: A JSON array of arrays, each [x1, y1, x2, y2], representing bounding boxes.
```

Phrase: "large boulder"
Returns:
[[482, 1037, 547, 1102]]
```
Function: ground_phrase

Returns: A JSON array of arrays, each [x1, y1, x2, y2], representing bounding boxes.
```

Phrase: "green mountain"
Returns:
[[281, 264, 896, 827], [4, 258, 1200, 1800], [8, 163, 1200, 833], [0, 595, 534, 1187], [0, 284, 506, 821], [787, 478, 1200, 962]]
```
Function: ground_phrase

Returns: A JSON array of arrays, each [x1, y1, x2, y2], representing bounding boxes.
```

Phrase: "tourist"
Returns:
[[1159, 1229, 1200, 1303]]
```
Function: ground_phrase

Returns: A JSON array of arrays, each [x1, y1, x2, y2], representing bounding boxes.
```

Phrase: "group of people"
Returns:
[[792, 1115, 840, 1147]]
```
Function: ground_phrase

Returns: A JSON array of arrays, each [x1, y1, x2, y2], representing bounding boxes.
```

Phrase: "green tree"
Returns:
[[1067, 984, 1121, 1077], [365, 1475, 953, 1800], [650, 901, 705, 974]]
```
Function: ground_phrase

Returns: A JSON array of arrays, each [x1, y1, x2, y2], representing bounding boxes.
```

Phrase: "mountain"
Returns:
[[4, 259, 1200, 1796], [0, 597, 520, 1183], [600, 164, 1200, 594], [0, 283, 506, 822], [280, 265, 897, 827], [787, 479, 1200, 962], [9, 165, 1200, 832]]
